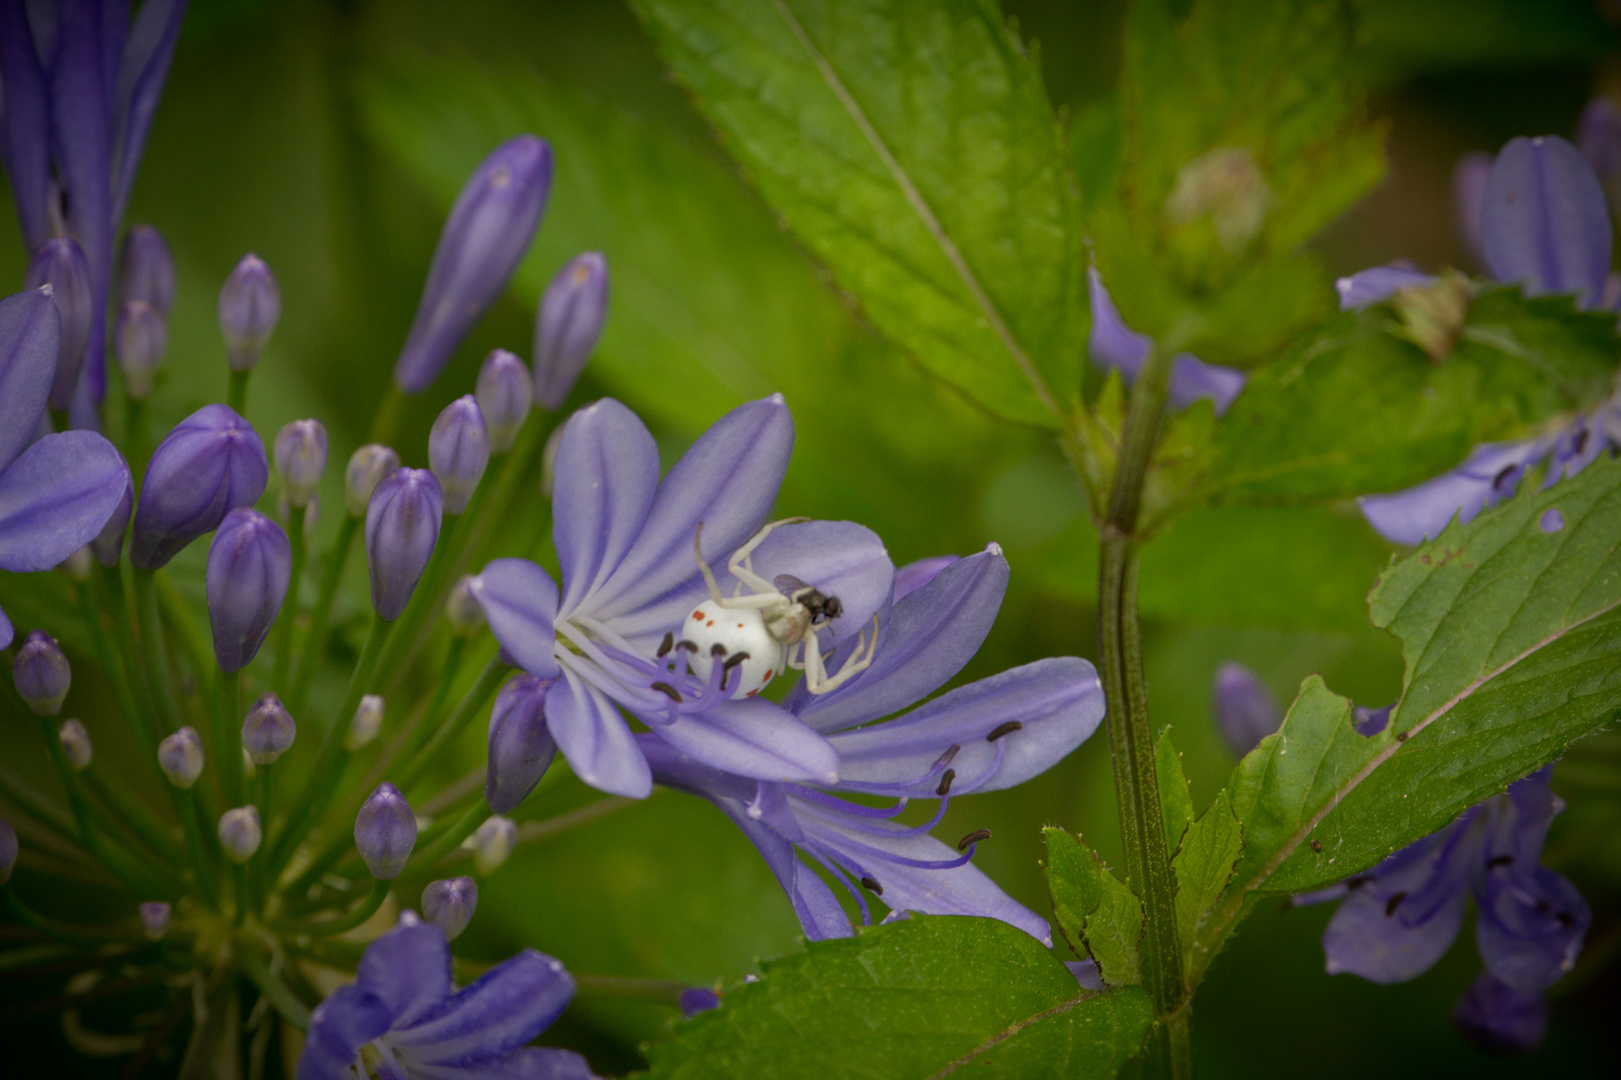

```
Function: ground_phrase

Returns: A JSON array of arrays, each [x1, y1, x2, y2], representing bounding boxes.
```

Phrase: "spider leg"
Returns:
[[710, 592, 782, 611], [693, 523, 727, 604], [728, 516, 812, 585], [806, 616, 878, 695]]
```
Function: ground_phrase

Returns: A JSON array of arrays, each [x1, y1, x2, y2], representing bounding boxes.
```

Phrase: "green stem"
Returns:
[[132, 568, 181, 734], [227, 368, 251, 415], [76, 578, 155, 762], [461, 411, 549, 574], [80, 770, 184, 866], [157, 570, 216, 702], [0, 764, 77, 838], [273, 504, 307, 694], [1092, 344, 1190, 1078], [178, 789, 220, 909], [369, 383, 408, 445], [125, 397, 147, 492], [235, 946, 311, 1030], [289, 514, 361, 717], [403, 802, 488, 877], [1, 887, 133, 945], [394, 656, 508, 798], [300, 878, 389, 937], [215, 668, 244, 808], [99, 563, 165, 751]]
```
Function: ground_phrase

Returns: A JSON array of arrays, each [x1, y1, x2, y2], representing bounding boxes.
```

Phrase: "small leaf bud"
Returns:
[[218, 254, 281, 371], [158, 727, 205, 789], [139, 900, 171, 940], [274, 419, 328, 508], [345, 694, 385, 751], [218, 806, 262, 863], [345, 444, 400, 518], [13, 630, 70, 715], [466, 815, 517, 876], [58, 719, 92, 771], [475, 349, 533, 452], [242, 692, 296, 765], [422, 876, 478, 940], [355, 783, 417, 880]]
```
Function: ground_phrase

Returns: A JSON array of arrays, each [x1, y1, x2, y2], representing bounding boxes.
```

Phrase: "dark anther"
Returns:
[[650, 682, 683, 703], [987, 721, 1023, 742], [937, 744, 961, 768], [723, 652, 750, 671], [936, 769, 956, 796], [1575, 428, 1590, 454], [860, 876, 883, 895], [1494, 465, 1518, 487], [957, 828, 992, 852], [1310, 839, 1323, 853], [1384, 891, 1407, 917], [657, 633, 674, 658], [1346, 876, 1372, 891], [1534, 899, 1552, 914], [1557, 911, 1573, 928], [677, 640, 699, 653], [1487, 855, 1513, 868], [711, 643, 728, 657], [1395, 730, 1409, 743]]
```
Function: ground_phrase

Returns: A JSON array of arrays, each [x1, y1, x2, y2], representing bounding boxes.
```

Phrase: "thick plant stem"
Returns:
[[289, 514, 361, 717], [1093, 345, 1191, 1078], [302, 878, 390, 937], [394, 656, 509, 798], [215, 668, 244, 808], [227, 369, 251, 415], [273, 504, 307, 694], [132, 568, 181, 734], [405, 803, 489, 875]]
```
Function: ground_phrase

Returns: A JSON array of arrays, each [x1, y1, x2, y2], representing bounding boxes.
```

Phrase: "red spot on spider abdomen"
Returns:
[[692, 611, 704, 620]]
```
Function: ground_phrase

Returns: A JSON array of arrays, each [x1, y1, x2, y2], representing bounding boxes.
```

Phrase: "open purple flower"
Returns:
[[0, 288, 128, 647], [1087, 268, 1246, 415], [642, 548, 1105, 943], [297, 911, 592, 1080], [469, 395, 890, 799]]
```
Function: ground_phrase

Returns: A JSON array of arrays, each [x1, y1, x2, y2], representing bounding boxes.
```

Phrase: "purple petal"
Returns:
[[1453, 973, 1547, 1055], [893, 555, 958, 601], [1335, 265, 1437, 310], [298, 984, 393, 1080], [1483, 135, 1612, 308], [792, 546, 1009, 732], [1475, 864, 1589, 993], [469, 558, 560, 679], [1087, 267, 1150, 379], [0, 288, 60, 473], [356, 917, 453, 1029], [585, 396, 792, 623], [0, 604, 12, 649], [389, 949, 574, 1066], [1212, 662, 1282, 758], [552, 399, 658, 617], [1357, 440, 1546, 546], [829, 657, 1103, 796], [0, 1, 52, 251], [1578, 97, 1621, 180], [0, 430, 128, 571], [650, 698, 839, 786], [545, 669, 650, 798], [1168, 354, 1245, 416], [1454, 152, 1493, 269], [110, 0, 188, 224]]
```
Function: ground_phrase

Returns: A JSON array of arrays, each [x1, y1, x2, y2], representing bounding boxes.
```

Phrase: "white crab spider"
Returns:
[[672, 518, 877, 700]]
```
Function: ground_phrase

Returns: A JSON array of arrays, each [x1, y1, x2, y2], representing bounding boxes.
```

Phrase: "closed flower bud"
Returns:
[[13, 630, 70, 715], [429, 395, 490, 515], [158, 727, 205, 789], [345, 694, 385, 751], [475, 349, 532, 452], [467, 815, 517, 876], [139, 900, 171, 940], [533, 253, 608, 409], [114, 300, 166, 400], [206, 509, 291, 672], [25, 238, 93, 410], [242, 692, 296, 765], [422, 876, 477, 940], [1212, 662, 1282, 758], [89, 469, 135, 568], [485, 675, 556, 814], [445, 575, 485, 636], [274, 419, 327, 508], [218, 806, 262, 863], [60, 546, 93, 583], [58, 719, 92, 770], [131, 405, 269, 570], [365, 468, 443, 620], [118, 226, 176, 315], [355, 783, 417, 880], [393, 135, 554, 394], [0, 820, 15, 885], [345, 444, 400, 517], [218, 254, 281, 371]]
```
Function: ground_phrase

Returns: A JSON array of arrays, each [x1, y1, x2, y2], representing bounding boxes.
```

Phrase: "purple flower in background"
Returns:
[[297, 912, 592, 1080], [643, 548, 1105, 943], [1086, 268, 1246, 415], [0, 288, 128, 647], [1295, 767, 1587, 1052], [25, 238, 93, 409], [129, 404, 268, 570], [1211, 661, 1282, 757], [533, 252, 609, 410], [0, 0, 189, 421], [1453, 973, 1548, 1055], [470, 395, 889, 799]]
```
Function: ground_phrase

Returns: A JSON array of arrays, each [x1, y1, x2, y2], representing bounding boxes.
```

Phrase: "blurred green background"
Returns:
[[2, 0, 1619, 1075]]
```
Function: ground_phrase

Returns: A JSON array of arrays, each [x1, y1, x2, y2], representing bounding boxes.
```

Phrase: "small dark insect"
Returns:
[[775, 574, 844, 623], [1310, 839, 1323, 853]]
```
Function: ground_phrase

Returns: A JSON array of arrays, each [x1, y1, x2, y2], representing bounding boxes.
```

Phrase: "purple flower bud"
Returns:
[[206, 509, 291, 672], [393, 136, 554, 394], [58, 718, 92, 771], [533, 253, 608, 409], [131, 405, 269, 570], [0, 820, 15, 885], [139, 900, 171, 940], [118, 226, 176, 315], [218, 254, 281, 371], [274, 419, 327, 508], [1453, 973, 1547, 1054], [445, 575, 485, 636], [114, 300, 167, 400], [468, 815, 517, 876], [89, 469, 135, 568], [355, 782, 417, 880], [429, 395, 490, 515], [476, 349, 533, 452], [345, 694, 385, 751], [679, 987, 721, 1017], [158, 727, 205, 789], [218, 806, 262, 863], [365, 468, 443, 620], [24, 239, 92, 410], [1212, 662, 1281, 758], [13, 630, 70, 715], [345, 444, 400, 518], [485, 674, 556, 814], [242, 692, 296, 765], [422, 876, 477, 940]]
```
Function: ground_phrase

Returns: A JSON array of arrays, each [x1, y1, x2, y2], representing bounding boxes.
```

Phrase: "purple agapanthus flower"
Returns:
[[0, 0, 189, 422], [0, 287, 128, 647], [298, 911, 593, 1080], [470, 395, 892, 799], [1295, 766, 1588, 1052], [641, 547, 1105, 943], [1086, 267, 1246, 416]]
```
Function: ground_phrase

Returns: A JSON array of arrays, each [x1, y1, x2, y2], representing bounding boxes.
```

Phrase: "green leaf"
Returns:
[[630, 0, 1087, 427], [1043, 828, 1142, 987], [641, 915, 1153, 1080], [1204, 291, 1621, 505], [1355, 0, 1614, 85], [1170, 791, 1243, 980], [1154, 729, 1194, 852]]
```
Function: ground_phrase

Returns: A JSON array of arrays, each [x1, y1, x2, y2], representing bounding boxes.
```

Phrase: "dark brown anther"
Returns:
[[936, 744, 961, 768], [650, 682, 683, 703], [711, 643, 727, 657], [1494, 465, 1517, 487], [936, 769, 956, 797], [677, 640, 699, 653], [1385, 891, 1407, 917], [860, 876, 883, 895], [957, 828, 992, 852], [986, 721, 1023, 742], [657, 632, 674, 658], [723, 652, 750, 671], [1487, 855, 1513, 868], [1557, 911, 1573, 928], [1346, 875, 1372, 891], [1310, 839, 1323, 853]]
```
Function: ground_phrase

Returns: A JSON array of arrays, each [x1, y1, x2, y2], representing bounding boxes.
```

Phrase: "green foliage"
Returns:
[[640, 915, 1153, 1079], [1355, 0, 1615, 85], [1043, 828, 1142, 987], [1170, 791, 1243, 981], [1154, 730, 1194, 851], [630, 0, 1088, 427]]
